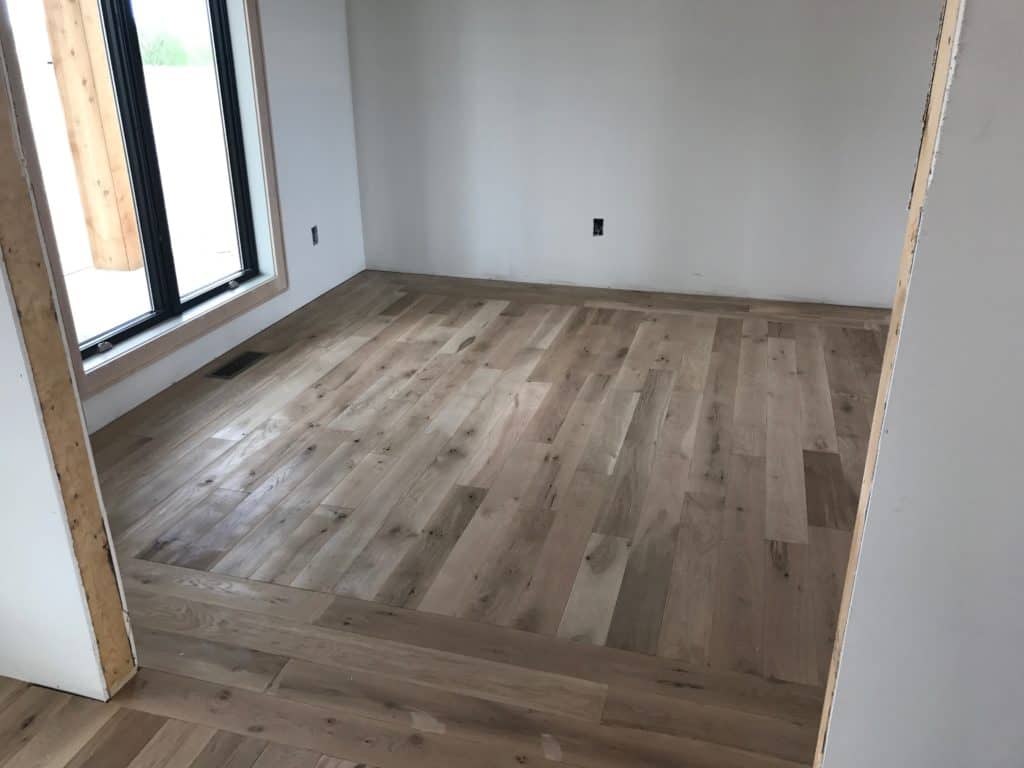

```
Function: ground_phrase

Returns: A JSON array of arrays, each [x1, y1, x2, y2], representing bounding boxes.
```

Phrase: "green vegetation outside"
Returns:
[[140, 33, 213, 66]]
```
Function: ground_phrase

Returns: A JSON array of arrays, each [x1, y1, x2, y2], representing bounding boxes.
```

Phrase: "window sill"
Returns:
[[77, 271, 287, 397]]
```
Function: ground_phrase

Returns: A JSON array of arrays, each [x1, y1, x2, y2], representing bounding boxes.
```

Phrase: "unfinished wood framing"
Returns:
[[31, 0, 289, 396], [812, 0, 965, 764], [43, 0, 142, 272], [0, 15, 135, 693]]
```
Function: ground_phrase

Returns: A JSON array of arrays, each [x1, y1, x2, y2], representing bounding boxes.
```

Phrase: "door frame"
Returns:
[[812, 0, 965, 763], [0, 0, 136, 696]]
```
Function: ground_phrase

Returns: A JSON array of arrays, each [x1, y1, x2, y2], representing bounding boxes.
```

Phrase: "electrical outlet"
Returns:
[[311, 225, 319, 245], [593, 218, 605, 237]]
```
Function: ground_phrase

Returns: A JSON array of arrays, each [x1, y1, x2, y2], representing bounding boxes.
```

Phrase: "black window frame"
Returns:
[[82, 0, 259, 359]]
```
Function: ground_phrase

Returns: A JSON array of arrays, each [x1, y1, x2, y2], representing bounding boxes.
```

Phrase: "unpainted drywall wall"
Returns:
[[0, 264, 109, 700], [349, 0, 943, 307], [83, 0, 365, 430], [823, 1, 1024, 765]]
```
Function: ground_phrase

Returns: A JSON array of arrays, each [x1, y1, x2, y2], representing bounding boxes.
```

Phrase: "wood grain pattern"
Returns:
[[0, 42, 134, 694], [95, 271, 882, 688], [557, 533, 631, 645], [43, 0, 143, 271], [0, 576, 825, 766], [68, 270, 888, 766]]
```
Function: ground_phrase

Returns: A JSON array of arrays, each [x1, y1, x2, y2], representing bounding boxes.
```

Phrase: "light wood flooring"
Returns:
[[0, 564, 827, 767], [69, 270, 886, 767]]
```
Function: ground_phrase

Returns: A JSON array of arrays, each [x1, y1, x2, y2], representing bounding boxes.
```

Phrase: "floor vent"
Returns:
[[208, 351, 268, 380]]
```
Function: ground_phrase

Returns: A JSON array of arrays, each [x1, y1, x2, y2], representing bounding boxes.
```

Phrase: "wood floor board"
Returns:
[[2, 669, 808, 768], [802, 450, 858, 531], [653, 493, 723, 665], [557, 533, 631, 646], [416, 440, 548, 615], [0, 694, 117, 768], [455, 380, 549, 488], [253, 506, 355, 587], [122, 562, 821, 724], [733, 319, 769, 458], [137, 489, 249, 565], [63, 708, 167, 768], [120, 558, 333, 624], [687, 318, 742, 498], [106, 436, 237, 532], [167, 428, 351, 572], [453, 501, 557, 624], [319, 450, 391, 511], [520, 372, 609, 512], [250, 743, 322, 768], [214, 332, 375, 443], [211, 438, 370, 579], [374, 485, 487, 608], [268, 659, 809, 768], [480, 303, 550, 369], [604, 452, 686, 654], [710, 454, 768, 676], [578, 387, 641, 475], [765, 338, 809, 544], [501, 468, 611, 635], [601, 686, 817, 764], [0, 677, 26, 710], [326, 339, 447, 434], [88, 271, 885, 766], [312, 429, 453, 592], [0, 687, 72, 764], [197, 418, 301, 495], [438, 299, 509, 356], [311, 592, 825, 726], [125, 718, 216, 767], [118, 669, 545, 768], [186, 731, 269, 768], [794, 325, 839, 454], [132, 626, 289, 693], [125, 590, 607, 722], [805, 526, 852, 685], [763, 540, 815, 686], [522, 371, 589, 445], [115, 467, 244, 560], [115, 420, 337, 559], [593, 368, 675, 539]]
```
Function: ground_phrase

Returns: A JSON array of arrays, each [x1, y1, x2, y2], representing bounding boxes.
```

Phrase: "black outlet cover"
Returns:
[[593, 218, 604, 236]]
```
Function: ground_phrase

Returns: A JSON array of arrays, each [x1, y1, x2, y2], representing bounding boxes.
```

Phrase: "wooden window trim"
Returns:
[[29, 0, 288, 398]]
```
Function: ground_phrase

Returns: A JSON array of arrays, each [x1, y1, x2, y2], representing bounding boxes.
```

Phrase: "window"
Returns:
[[8, 0, 260, 359], [86, 0, 259, 357]]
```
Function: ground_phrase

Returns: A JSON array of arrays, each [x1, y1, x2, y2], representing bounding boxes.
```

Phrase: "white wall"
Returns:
[[84, 0, 366, 430], [0, 265, 109, 700], [823, 2, 1024, 765], [348, 0, 942, 307]]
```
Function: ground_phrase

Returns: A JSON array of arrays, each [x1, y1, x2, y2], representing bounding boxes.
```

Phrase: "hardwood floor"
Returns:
[[0, 564, 826, 767], [54, 270, 887, 767]]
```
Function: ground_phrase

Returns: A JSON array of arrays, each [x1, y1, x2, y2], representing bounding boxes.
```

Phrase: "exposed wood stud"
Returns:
[[811, 0, 966, 764], [0, 14, 135, 693]]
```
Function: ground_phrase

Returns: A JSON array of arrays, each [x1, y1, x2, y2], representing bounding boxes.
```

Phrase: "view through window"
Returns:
[[8, 0, 257, 355], [134, 0, 246, 299]]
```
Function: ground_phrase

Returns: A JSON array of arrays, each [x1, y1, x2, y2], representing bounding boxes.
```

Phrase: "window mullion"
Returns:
[[99, 0, 181, 318], [207, 0, 259, 276]]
